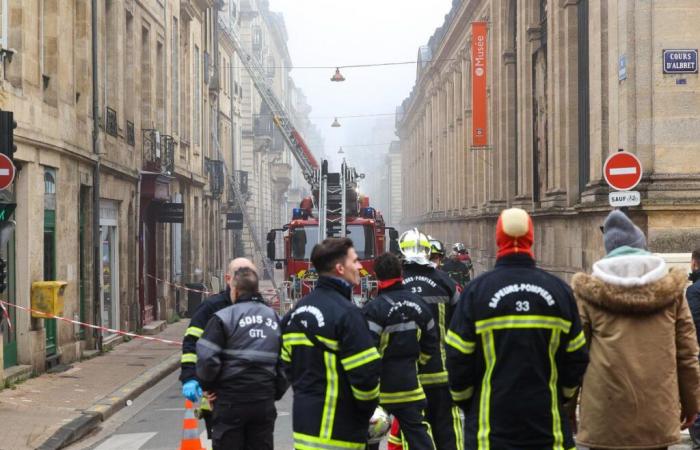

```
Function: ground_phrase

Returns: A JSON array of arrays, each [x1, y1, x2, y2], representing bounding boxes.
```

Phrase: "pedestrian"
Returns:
[[196, 263, 287, 450], [180, 257, 258, 436], [281, 237, 381, 449], [572, 210, 700, 450], [688, 248, 700, 449], [446, 207, 589, 450], [363, 252, 439, 450], [442, 243, 472, 288], [399, 228, 463, 450]]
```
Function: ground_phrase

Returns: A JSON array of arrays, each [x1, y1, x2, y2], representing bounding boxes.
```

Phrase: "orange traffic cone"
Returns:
[[179, 399, 204, 450]]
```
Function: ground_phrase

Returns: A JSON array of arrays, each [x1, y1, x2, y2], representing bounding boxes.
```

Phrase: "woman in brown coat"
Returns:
[[572, 211, 700, 450]]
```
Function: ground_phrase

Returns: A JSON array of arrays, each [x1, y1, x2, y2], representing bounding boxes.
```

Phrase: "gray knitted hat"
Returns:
[[603, 210, 647, 254]]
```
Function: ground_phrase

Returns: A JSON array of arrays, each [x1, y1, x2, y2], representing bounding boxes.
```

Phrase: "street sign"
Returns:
[[663, 49, 698, 74], [151, 202, 184, 223], [603, 151, 642, 191], [609, 191, 641, 207], [225, 212, 243, 230], [0, 153, 16, 191]]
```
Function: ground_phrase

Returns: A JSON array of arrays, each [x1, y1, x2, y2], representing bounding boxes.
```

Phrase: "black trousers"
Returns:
[[386, 400, 435, 450], [211, 399, 276, 450], [424, 386, 462, 450]]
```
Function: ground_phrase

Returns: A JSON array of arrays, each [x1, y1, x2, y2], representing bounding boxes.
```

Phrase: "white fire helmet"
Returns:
[[367, 406, 391, 443], [399, 228, 432, 265]]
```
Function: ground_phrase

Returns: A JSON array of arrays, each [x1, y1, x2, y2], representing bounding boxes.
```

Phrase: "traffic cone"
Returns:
[[179, 399, 204, 450]]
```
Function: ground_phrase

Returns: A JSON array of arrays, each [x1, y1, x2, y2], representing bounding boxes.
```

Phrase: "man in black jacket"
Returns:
[[446, 208, 588, 450], [687, 248, 700, 449], [180, 258, 257, 435], [363, 252, 438, 450], [281, 238, 381, 450], [399, 228, 462, 450], [196, 265, 287, 450]]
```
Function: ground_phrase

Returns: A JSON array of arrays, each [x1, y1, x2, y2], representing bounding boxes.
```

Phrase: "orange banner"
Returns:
[[471, 22, 488, 147]]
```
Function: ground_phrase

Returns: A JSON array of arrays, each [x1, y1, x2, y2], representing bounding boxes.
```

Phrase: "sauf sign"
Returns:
[[663, 49, 698, 74]]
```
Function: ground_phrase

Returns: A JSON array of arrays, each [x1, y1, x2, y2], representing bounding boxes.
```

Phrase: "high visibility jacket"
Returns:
[[446, 254, 589, 450], [402, 263, 459, 388], [281, 276, 381, 450], [196, 294, 285, 404], [362, 281, 438, 405], [179, 288, 231, 383]]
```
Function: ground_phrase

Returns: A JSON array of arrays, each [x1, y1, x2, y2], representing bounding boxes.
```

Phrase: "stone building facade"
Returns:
[[0, 0, 310, 381], [397, 0, 700, 278]]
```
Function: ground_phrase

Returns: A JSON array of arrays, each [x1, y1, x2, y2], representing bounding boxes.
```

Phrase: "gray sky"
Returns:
[[268, 0, 453, 166]]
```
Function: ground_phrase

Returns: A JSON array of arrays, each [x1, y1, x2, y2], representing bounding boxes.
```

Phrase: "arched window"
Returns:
[[44, 170, 56, 194]]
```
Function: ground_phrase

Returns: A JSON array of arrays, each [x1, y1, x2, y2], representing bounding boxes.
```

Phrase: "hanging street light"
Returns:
[[330, 68, 346, 82], [338, 147, 344, 155], [331, 117, 341, 128]]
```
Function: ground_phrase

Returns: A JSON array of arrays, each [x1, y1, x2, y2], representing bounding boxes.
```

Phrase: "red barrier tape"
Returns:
[[0, 299, 180, 346], [146, 274, 212, 295]]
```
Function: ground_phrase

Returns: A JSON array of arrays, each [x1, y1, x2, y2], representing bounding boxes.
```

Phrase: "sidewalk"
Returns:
[[0, 321, 186, 450]]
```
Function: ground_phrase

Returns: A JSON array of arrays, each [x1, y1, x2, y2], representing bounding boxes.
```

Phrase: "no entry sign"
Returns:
[[603, 151, 642, 191], [0, 153, 16, 191]]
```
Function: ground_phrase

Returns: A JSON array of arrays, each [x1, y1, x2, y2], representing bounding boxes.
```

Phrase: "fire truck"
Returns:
[[266, 160, 399, 305], [227, 21, 398, 305]]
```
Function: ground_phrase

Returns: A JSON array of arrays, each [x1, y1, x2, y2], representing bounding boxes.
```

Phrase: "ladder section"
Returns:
[[229, 26, 319, 188]]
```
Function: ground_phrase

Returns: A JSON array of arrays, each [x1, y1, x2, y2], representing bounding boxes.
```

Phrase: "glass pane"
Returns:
[[291, 226, 319, 260], [101, 226, 114, 332], [346, 225, 375, 260]]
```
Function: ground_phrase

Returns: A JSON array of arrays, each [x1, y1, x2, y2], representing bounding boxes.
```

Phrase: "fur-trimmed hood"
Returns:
[[572, 255, 687, 315]]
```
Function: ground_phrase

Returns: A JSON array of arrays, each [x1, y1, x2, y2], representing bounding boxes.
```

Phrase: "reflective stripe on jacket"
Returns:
[[363, 281, 438, 405], [446, 254, 588, 450], [282, 276, 381, 448]]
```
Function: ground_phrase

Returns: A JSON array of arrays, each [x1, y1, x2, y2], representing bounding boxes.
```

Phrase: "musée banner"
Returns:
[[471, 21, 488, 147]]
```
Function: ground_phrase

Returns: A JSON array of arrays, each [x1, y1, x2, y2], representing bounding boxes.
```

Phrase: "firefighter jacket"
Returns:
[[196, 294, 285, 404], [446, 253, 589, 450], [281, 276, 381, 450], [362, 280, 438, 406], [179, 287, 232, 383], [402, 262, 459, 388]]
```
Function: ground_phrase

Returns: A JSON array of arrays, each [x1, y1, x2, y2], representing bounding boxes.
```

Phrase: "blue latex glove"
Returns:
[[182, 380, 202, 402]]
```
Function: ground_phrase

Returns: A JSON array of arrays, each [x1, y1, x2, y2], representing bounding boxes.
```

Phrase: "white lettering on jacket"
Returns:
[[488, 283, 555, 309], [291, 305, 326, 328], [403, 276, 438, 288]]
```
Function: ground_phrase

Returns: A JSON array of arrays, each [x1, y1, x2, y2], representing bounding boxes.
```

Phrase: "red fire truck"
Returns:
[[266, 160, 399, 305]]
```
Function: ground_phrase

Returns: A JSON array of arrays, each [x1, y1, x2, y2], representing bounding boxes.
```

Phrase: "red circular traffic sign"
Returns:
[[603, 151, 642, 191], [0, 153, 16, 191]]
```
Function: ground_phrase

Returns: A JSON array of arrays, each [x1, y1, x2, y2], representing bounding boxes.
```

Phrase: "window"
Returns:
[[124, 11, 134, 127], [141, 26, 151, 127], [172, 17, 179, 135], [291, 226, 319, 260], [290, 225, 375, 260], [194, 45, 201, 145]]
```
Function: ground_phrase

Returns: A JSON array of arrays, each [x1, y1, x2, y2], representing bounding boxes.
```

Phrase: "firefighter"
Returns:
[[428, 236, 446, 268], [442, 244, 472, 288], [196, 265, 287, 449], [180, 258, 258, 435], [446, 208, 588, 449], [281, 237, 381, 449], [399, 229, 463, 450], [363, 252, 438, 450]]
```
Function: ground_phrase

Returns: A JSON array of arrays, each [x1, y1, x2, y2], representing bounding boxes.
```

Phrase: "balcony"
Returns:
[[254, 115, 274, 151], [229, 170, 250, 205], [206, 159, 225, 199], [142, 129, 174, 174]]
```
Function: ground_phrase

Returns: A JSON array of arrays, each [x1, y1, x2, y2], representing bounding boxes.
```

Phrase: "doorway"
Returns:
[[100, 200, 120, 338], [2, 234, 16, 368], [44, 170, 57, 357]]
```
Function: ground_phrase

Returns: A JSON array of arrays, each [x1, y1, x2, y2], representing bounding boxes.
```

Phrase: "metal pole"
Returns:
[[340, 160, 346, 237], [91, 0, 103, 352]]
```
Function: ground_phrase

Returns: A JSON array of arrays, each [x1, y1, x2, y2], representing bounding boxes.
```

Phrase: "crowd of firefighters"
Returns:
[[178, 207, 700, 450]]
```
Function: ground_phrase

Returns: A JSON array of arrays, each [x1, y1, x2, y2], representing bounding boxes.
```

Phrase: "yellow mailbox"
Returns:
[[31, 281, 67, 318]]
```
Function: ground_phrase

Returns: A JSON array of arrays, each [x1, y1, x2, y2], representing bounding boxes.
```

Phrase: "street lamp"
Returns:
[[330, 68, 345, 82], [331, 117, 341, 128], [338, 147, 344, 155]]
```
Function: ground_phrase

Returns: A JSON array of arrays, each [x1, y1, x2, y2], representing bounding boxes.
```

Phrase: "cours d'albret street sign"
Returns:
[[663, 49, 698, 74], [604, 151, 643, 207]]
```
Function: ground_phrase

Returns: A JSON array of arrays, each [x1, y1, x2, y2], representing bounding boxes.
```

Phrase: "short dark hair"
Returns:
[[693, 248, 700, 264], [233, 267, 259, 298], [374, 253, 402, 281], [311, 238, 354, 274]]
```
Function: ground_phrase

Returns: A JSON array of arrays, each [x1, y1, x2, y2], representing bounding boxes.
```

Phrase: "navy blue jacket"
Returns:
[[686, 270, 700, 346]]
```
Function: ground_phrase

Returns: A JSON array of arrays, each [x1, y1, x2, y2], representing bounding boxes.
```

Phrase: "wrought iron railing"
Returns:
[[207, 159, 225, 198], [106, 107, 118, 137], [126, 121, 135, 146], [142, 129, 175, 174]]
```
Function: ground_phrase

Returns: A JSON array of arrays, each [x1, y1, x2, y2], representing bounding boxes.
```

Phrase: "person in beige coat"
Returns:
[[572, 210, 700, 450]]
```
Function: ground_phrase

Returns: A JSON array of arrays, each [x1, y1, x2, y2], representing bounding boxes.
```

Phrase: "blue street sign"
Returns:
[[663, 49, 698, 74]]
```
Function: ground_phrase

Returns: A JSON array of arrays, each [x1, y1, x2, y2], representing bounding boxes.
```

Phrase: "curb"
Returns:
[[37, 353, 181, 450]]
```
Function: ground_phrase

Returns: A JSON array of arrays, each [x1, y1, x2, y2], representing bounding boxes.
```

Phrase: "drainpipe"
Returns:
[[91, 0, 103, 352]]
